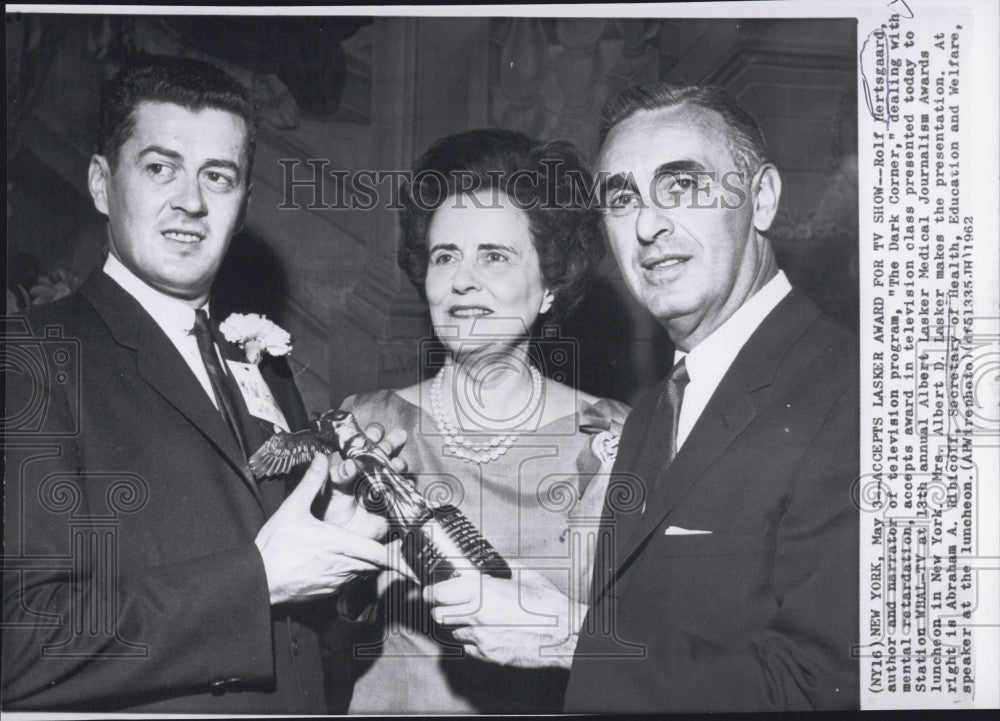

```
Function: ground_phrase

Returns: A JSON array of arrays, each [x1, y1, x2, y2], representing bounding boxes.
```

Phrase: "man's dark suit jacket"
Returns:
[[2, 271, 350, 713], [564, 288, 859, 712]]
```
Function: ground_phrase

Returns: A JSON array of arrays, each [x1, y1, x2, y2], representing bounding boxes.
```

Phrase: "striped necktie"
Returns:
[[191, 308, 250, 460], [638, 357, 690, 510], [659, 357, 690, 467]]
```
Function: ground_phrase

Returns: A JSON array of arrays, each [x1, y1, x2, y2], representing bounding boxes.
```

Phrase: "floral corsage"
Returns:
[[219, 313, 292, 364]]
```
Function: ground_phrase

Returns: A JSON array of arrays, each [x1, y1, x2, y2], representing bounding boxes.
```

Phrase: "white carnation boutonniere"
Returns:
[[219, 313, 292, 365]]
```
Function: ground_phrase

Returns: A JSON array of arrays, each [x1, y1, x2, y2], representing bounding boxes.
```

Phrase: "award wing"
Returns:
[[248, 429, 337, 479]]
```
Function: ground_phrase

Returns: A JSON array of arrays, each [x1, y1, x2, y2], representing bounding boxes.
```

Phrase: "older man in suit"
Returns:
[[2, 57, 395, 713], [423, 82, 859, 712]]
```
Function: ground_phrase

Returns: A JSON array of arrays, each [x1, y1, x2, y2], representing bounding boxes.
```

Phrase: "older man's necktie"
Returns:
[[192, 308, 250, 459], [659, 357, 690, 466], [639, 357, 689, 509]]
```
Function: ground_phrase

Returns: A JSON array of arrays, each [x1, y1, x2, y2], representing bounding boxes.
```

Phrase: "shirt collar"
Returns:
[[676, 270, 792, 382], [102, 253, 209, 335]]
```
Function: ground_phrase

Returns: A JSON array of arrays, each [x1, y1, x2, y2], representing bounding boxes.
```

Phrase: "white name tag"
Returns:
[[226, 360, 290, 432]]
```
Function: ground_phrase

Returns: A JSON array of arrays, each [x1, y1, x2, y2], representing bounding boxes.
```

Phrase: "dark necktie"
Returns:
[[639, 357, 690, 507], [191, 308, 250, 459], [659, 357, 690, 467]]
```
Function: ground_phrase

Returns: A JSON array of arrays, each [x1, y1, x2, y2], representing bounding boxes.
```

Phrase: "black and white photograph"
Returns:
[[3, 2, 997, 716]]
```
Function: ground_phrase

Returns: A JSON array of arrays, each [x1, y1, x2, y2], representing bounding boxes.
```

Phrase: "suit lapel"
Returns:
[[213, 316, 312, 509], [600, 289, 822, 595], [588, 387, 658, 604], [611, 368, 756, 573], [80, 273, 265, 510]]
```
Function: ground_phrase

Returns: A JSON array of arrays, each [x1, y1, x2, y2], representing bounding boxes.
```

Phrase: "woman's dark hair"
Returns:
[[398, 128, 605, 321]]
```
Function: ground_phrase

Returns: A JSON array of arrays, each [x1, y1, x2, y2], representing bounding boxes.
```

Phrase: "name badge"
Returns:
[[226, 360, 290, 432]]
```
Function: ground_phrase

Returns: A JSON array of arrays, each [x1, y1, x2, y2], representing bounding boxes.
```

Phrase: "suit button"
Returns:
[[209, 677, 243, 695]]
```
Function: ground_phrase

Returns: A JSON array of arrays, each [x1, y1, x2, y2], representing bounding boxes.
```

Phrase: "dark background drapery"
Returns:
[[5, 13, 858, 412]]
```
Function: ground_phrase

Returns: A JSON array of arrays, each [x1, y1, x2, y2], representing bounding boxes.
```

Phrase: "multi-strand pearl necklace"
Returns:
[[429, 364, 544, 464]]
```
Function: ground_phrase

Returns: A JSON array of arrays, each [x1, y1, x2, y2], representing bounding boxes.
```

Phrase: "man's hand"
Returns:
[[255, 453, 410, 605], [423, 569, 586, 669], [320, 424, 408, 540]]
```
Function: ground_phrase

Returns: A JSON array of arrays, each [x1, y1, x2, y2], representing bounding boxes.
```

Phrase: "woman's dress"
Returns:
[[342, 388, 629, 714]]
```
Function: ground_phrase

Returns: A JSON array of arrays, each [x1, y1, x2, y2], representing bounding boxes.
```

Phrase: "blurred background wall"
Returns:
[[6, 13, 858, 413]]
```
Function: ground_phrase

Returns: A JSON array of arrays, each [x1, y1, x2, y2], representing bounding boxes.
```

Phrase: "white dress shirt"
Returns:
[[103, 254, 221, 410], [674, 271, 792, 450]]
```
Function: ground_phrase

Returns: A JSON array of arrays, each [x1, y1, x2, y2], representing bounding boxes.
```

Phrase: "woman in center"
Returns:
[[343, 129, 629, 714]]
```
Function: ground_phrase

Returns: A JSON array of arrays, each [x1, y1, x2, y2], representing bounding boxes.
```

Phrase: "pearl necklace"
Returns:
[[429, 364, 544, 464]]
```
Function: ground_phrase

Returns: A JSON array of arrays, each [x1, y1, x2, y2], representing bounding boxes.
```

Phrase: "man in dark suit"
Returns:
[[2, 57, 395, 713], [423, 82, 859, 712]]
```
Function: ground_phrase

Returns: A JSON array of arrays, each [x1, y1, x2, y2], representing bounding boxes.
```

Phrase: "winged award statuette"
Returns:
[[248, 409, 341, 479], [328, 410, 512, 582], [251, 409, 512, 582]]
